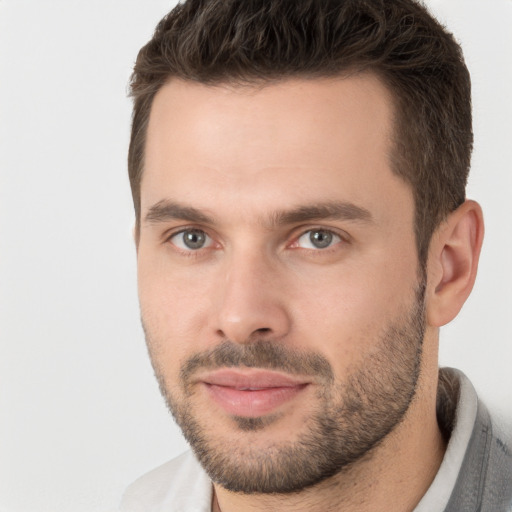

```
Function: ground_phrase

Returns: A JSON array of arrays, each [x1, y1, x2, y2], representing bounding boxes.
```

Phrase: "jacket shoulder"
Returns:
[[484, 411, 512, 510]]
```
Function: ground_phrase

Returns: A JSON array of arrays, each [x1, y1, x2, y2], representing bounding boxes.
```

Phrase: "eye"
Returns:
[[296, 229, 342, 250], [169, 229, 213, 251]]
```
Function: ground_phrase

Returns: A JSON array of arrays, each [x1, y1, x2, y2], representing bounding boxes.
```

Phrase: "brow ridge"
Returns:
[[270, 201, 373, 227], [144, 199, 214, 225], [143, 199, 373, 227]]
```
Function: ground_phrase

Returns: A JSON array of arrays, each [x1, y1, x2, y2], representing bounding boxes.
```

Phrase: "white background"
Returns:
[[0, 1, 511, 511]]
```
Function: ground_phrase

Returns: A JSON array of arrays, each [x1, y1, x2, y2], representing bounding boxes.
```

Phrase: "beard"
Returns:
[[143, 282, 426, 495]]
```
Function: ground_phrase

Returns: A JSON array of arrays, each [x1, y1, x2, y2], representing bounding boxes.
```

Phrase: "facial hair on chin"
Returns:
[[143, 282, 426, 494]]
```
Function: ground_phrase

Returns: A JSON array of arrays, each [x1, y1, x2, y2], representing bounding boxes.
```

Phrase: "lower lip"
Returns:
[[203, 383, 308, 417]]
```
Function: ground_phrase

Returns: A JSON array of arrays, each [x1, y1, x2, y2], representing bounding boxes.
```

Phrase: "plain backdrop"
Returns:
[[0, 1, 511, 511]]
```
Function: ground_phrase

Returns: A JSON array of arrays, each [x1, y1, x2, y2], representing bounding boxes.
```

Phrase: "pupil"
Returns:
[[184, 230, 205, 249], [310, 230, 332, 248]]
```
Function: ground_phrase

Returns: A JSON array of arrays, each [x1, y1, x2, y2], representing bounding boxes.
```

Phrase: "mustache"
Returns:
[[180, 340, 334, 383]]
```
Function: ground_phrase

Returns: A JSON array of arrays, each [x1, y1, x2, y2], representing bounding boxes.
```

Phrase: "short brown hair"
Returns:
[[129, 0, 472, 264]]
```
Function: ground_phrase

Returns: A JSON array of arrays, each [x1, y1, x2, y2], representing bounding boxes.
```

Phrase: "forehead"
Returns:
[[142, 75, 411, 227]]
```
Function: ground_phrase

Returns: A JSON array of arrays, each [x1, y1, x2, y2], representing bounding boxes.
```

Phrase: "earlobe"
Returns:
[[426, 200, 484, 327]]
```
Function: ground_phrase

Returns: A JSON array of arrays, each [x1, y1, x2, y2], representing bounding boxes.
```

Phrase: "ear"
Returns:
[[426, 200, 484, 327]]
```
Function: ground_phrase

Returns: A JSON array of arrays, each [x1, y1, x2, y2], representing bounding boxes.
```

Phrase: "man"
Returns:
[[120, 0, 512, 510]]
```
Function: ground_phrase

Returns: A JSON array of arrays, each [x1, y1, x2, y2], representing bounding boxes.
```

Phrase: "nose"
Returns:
[[212, 251, 291, 344]]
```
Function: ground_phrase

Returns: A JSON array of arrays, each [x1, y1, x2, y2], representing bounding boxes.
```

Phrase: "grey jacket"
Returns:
[[444, 392, 512, 511]]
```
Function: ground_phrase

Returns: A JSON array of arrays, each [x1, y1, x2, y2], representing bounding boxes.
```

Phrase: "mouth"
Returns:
[[198, 369, 311, 417]]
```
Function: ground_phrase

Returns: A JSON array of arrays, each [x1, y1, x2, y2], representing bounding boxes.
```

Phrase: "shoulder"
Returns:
[[425, 369, 512, 512], [482, 406, 512, 510], [448, 369, 512, 511], [119, 451, 212, 512]]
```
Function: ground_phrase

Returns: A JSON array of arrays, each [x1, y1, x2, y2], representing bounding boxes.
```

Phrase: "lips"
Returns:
[[198, 369, 310, 417]]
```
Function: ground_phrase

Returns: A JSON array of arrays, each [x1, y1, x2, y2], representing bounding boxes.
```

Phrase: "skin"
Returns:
[[137, 75, 484, 512]]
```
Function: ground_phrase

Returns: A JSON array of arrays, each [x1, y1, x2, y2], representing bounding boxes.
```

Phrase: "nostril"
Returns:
[[254, 327, 272, 334]]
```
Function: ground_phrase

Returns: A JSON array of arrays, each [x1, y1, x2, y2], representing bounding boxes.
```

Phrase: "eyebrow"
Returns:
[[269, 202, 373, 226], [143, 199, 373, 227], [145, 199, 214, 225]]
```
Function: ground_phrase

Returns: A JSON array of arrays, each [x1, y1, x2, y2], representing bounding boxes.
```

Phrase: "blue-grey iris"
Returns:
[[183, 229, 206, 249], [310, 230, 333, 249]]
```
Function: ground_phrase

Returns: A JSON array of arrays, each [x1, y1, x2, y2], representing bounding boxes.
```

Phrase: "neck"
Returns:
[[212, 359, 445, 512]]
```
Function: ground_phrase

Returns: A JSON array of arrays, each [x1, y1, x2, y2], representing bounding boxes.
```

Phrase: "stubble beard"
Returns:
[[143, 282, 426, 494]]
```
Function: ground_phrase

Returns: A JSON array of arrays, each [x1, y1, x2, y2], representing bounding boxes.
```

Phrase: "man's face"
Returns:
[[137, 75, 425, 492]]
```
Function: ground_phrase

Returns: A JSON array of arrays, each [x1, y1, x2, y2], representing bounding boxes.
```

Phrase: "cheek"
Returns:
[[288, 255, 418, 367], [137, 253, 213, 363]]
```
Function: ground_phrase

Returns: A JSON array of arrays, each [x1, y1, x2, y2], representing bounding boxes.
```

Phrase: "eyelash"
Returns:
[[164, 228, 216, 257], [289, 227, 349, 255]]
